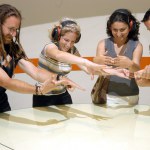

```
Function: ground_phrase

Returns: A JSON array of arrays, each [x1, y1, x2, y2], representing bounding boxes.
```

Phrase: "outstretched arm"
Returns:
[[18, 58, 85, 92], [0, 58, 85, 95], [45, 44, 110, 76]]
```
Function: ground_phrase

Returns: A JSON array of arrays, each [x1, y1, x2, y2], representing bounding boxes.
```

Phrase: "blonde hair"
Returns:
[[49, 17, 81, 43]]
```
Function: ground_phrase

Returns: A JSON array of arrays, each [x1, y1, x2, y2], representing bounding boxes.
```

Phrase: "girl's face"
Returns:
[[144, 19, 150, 31], [59, 32, 77, 52], [2, 16, 20, 44], [111, 21, 130, 42]]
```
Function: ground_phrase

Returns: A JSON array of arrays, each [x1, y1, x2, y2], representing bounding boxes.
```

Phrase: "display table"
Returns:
[[0, 98, 150, 150]]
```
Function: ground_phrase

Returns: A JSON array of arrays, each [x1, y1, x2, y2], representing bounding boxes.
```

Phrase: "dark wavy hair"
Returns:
[[0, 4, 27, 62], [106, 8, 140, 41]]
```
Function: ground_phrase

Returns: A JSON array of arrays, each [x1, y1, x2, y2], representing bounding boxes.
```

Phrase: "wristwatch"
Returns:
[[56, 74, 64, 81]]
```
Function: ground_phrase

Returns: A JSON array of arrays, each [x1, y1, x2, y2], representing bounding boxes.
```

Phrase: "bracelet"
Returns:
[[56, 74, 63, 81], [35, 83, 43, 95], [35, 83, 39, 95]]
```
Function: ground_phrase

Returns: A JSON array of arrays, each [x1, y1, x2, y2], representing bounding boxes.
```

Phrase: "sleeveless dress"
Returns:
[[105, 38, 139, 105]]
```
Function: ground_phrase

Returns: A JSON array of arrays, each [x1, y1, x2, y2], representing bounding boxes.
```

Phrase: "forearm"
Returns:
[[2, 78, 36, 94], [145, 80, 150, 86], [128, 61, 140, 72], [35, 68, 57, 83], [93, 56, 105, 64], [18, 59, 57, 83], [56, 52, 85, 66], [136, 79, 150, 87], [77, 64, 89, 74], [143, 80, 150, 86]]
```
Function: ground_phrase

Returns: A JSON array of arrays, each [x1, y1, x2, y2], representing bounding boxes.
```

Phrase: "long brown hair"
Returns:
[[0, 4, 28, 62]]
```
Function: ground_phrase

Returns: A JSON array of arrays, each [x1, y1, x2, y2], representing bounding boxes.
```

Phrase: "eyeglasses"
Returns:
[[3, 24, 19, 34]]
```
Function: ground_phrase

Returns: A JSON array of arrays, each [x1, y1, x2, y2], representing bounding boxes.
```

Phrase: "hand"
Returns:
[[98, 55, 114, 66], [144, 65, 150, 79], [52, 76, 86, 91], [40, 79, 56, 94], [135, 65, 150, 79], [113, 55, 131, 68], [135, 78, 150, 86], [104, 68, 132, 79], [95, 51, 114, 66], [101, 51, 114, 66], [84, 59, 111, 76]]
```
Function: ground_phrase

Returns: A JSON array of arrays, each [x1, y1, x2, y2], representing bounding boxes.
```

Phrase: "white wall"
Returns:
[[7, 14, 150, 110]]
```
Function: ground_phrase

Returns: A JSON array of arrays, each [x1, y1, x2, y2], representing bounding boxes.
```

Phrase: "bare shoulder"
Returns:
[[96, 39, 105, 53], [134, 41, 143, 53], [97, 39, 105, 47], [137, 41, 143, 47], [45, 43, 58, 50]]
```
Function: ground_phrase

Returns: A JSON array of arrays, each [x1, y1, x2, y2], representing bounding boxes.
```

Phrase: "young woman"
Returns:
[[93, 9, 143, 105], [32, 18, 110, 107]]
